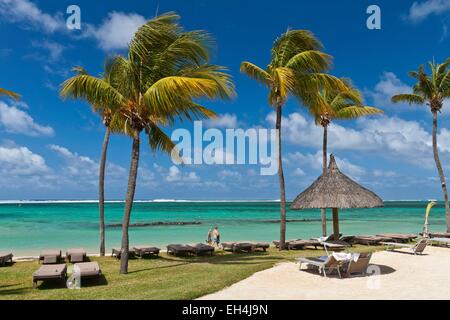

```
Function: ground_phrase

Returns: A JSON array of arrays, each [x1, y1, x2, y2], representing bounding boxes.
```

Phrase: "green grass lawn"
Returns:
[[0, 246, 381, 300]]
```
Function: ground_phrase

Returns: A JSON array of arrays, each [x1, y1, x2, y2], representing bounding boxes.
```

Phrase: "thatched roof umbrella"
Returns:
[[291, 154, 383, 240]]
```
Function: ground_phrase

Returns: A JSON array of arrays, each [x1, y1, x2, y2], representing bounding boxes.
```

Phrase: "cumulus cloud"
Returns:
[[31, 40, 65, 62], [0, 143, 48, 175], [84, 12, 146, 51], [204, 113, 240, 128], [365, 72, 413, 108], [0, 101, 54, 136], [0, 0, 64, 33], [165, 165, 200, 183], [406, 0, 450, 23]]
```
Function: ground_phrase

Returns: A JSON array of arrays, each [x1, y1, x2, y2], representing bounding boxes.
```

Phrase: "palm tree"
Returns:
[[392, 58, 450, 231], [306, 81, 383, 236], [0, 87, 20, 100], [60, 60, 125, 256], [64, 12, 234, 273], [240, 30, 347, 249]]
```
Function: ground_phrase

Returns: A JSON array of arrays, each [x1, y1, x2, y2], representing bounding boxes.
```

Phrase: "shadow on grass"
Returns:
[[0, 286, 28, 295]]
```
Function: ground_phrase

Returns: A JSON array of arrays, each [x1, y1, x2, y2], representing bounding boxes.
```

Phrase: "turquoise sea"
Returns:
[[0, 201, 447, 256]]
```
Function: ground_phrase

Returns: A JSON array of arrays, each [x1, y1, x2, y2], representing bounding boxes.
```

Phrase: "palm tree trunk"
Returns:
[[432, 111, 450, 232], [276, 105, 287, 250], [120, 130, 140, 274], [321, 125, 327, 237], [98, 127, 111, 256]]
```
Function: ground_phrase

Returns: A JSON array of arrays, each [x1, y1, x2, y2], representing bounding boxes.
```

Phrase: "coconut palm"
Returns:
[[60, 60, 125, 256], [392, 58, 450, 231], [66, 13, 234, 273], [240, 30, 347, 249], [0, 87, 20, 100], [306, 81, 383, 236]]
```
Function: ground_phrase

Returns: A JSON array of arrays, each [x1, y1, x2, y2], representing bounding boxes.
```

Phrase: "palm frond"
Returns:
[[285, 50, 332, 73], [391, 93, 426, 105], [240, 62, 272, 87], [0, 87, 20, 100], [335, 106, 383, 119]]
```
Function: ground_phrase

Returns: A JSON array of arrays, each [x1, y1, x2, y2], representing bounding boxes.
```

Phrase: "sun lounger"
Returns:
[[376, 233, 417, 243], [353, 235, 385, 245], [133, 246, 160, 258], [167, 244, 195, 256], [288, 239, 321, 250], [222, 242, 255, 253], [66, 248, 86, 263], [74, 262, 102, 278], [272, 239, 297, 248], [111, 248, 136, 259], [297, 255, 342, 278], [32, 264, 67, 288], [0, 252, 13, 266], [344, 253, 372, 277], [253, 242, 270, 252], [188, 243, 215, 256], [381, 238, 428, 255], [424, 232, 450, 238], [39, 249, 62, 264]]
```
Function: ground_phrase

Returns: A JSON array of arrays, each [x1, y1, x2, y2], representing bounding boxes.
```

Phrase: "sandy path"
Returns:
[[199, 246, 450, 300]]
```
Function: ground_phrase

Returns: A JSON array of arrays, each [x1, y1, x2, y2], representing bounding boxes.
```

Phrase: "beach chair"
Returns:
[[66, 248, 86, 263], [111, 248, 136, 259], [381, 238, 428, 255], [75, 262, 102, 278], [188, 243, 215, 256], [272, 239, 297, 248], [167, 244, 195, 256], [430, 237, 450, 247], [288, 239, 321, 250], [344, 253, 372, 277], [32, 264, 67, 288], [297, 255, 342, 278], [0, 252, 13, 266], [133, 246, 160, 258], [222, 242, 255, 253], [39, 249, 62, 264], [376, 233, 417, 243], [254, 242, 270, 252], [353, 235, 384, 245]]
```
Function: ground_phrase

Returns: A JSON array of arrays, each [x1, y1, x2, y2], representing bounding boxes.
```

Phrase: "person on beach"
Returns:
[[213, 227, 220, 246], [206, 229, 212, 244]]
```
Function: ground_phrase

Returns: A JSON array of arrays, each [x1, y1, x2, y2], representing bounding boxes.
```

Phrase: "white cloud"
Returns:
[[0, 101, 54, 136], [218, 169, 242, 179], [32, 40, 65, 62], [84, 12, 146, 51], [292, 168, 306, 176], [406, 0, 450, 23], [0, 0, 64, 33], [0, 143, 48, 175], [204, 113, 239, 128], [165, 165, 200, 183], [366, 72, 413, 108]]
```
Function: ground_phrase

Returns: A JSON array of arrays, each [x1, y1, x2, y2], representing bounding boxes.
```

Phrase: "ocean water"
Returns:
[[0, 201, 446, 256]]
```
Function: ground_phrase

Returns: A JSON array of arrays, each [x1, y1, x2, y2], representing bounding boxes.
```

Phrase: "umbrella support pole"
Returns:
[[332, 208, 339, 240]]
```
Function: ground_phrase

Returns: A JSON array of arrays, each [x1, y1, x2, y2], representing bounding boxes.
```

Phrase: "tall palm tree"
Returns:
[[60, 60, 125, 256], [64, 13, 234, 273], [306, 81, 383, 236], [240, 30, 347, 249], [0, 87, 20, 100], [392, 58, 450, 231]]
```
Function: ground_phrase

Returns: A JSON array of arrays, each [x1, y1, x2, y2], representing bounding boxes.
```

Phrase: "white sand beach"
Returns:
[[200, 246, 450, 300]]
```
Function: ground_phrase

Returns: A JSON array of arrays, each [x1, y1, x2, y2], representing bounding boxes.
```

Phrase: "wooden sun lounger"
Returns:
[[426, 232, 450, 238], [253, 242, 270, 252], [272, 239, 297, 248], [0, 252, 13, 266], [188, 243, 215, 256], [376, 233, 417, 243], [288, 239, 321, 250], [111, 248, 136, 259], [74, 262, 102, 278], [32, 264, 67, 288], [39, 249, 62, 264], [353, 235, 385, 245], [222, 242, 255, 253], [167, 244, 195, 256], [66, 248, 86, 263], [297, 255, 342, 278], [381, 238, 428, 255], [133, 246, 160, 258]]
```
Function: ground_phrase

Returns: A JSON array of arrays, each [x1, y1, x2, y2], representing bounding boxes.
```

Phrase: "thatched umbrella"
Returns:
[[291, 154, 383, 239]]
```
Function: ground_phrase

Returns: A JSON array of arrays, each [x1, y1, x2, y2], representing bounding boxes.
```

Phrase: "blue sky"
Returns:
[[0, 0, 449, 200]]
